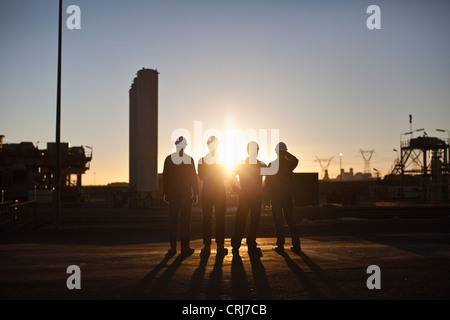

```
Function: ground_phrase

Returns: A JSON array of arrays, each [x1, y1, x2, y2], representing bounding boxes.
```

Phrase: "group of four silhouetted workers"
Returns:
[[163, 136, 301, 257]]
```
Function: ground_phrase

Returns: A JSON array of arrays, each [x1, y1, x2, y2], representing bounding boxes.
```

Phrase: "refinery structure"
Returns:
[[317, 129, 450, 204], [391, 133, 449, 177], [1, 68, 449, 208], [129, 68, 159, 205], [0, 138, 92, 203]]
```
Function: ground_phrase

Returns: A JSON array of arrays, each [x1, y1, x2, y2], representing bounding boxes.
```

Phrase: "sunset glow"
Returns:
[[1, 1, 449, 185]]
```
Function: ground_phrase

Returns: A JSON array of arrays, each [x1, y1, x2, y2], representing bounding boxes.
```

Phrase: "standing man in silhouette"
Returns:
[[265, 142, 301, 254], [231, 141, 266, 256], [198, 136, 228, 256], [163, 136, 199, 255]]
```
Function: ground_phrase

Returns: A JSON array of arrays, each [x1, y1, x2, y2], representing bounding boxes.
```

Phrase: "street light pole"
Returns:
[[393, 149, 399, 163], [339, 153, 343, 183], [400, 131, 412, 144], [413, 128, 425, 138], [400, 129, 424, 146], [55, 0, 63, 231], [436, 129, 450, 142], [373, 168, 379, 178], [436, 130, 450, 169]]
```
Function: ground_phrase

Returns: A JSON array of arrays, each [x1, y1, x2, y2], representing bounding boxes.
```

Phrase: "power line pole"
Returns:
[[55, 0, 63, 231], [360, 149, 375, 176], [314, 156, 334, 180]]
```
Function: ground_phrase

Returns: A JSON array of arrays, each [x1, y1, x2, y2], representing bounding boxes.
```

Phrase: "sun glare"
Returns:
[[222, 125, 247, 173], [223, 143, 237, 173], [202, 120, 279, 175]]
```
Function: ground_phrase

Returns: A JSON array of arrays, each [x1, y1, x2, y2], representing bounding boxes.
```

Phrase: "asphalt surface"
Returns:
[[0, 205, 449, 300]]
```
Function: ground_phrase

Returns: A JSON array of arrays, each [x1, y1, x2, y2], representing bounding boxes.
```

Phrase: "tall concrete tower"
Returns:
[[129, 68, 159, 198]]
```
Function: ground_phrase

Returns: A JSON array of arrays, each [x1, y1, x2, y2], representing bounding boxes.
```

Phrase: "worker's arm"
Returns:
[[190, 157, 199, 196], [229, 165, 241, 194], [162, 156, 172, 203], [189, 158, 199, 205], [284, 151, 299, 171]]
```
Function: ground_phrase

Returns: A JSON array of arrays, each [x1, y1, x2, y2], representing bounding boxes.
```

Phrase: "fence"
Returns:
[[0, 200, 37, 231]]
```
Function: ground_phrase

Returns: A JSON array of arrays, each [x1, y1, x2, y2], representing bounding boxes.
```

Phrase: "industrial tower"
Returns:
[[391, 135, 449, 176], [129, 68, 159, 201]]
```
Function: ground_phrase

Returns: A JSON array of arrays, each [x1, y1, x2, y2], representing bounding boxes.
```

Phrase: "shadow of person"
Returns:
[[275, 250, 322, 299], [231, 253, 251, 299], [206, 253, 226, 299], [185, 251, 211, 299], [248, 252, 272, 299], [130, 251, 176, 299], [139, 251, 194, 299], [295, 251, 347, 299]]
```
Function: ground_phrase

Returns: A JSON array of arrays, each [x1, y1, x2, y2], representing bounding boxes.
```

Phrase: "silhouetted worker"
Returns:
[[231, 141, 266, 255], [265, 142, 301, 254], [198, 136, 228, 256], [163, 136, 199, 255]]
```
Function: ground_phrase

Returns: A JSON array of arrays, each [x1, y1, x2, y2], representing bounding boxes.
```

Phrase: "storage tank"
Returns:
[[129, 68, 159, 196]]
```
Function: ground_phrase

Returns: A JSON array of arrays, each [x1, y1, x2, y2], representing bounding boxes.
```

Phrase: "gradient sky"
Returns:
[[1, 0, 449, 185]]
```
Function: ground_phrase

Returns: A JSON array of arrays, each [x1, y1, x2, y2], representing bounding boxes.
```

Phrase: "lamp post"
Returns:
[[373, 168, 379, 178], [400, 132, 412, 151], [436, 129, 450, 142], [54, 0, 63, 231], [437, 129, 450, 167], [400, 131, 412, 146], [413, 128, 425, 138], [400, 129, 424, 146], [339, 153, 343, 183]]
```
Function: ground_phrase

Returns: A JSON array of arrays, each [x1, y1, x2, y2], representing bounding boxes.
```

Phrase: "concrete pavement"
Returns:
[[1, 233, 449, 299]]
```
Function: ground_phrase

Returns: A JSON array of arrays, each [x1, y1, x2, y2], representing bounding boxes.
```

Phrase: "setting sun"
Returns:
[[206, 124, 280, 174]]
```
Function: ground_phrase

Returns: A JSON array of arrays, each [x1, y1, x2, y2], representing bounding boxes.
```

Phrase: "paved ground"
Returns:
[[1, 206, 450, 300]]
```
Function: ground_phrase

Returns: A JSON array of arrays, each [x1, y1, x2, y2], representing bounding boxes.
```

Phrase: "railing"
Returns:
[[400, 140, 410, 148], [0, 201, 14, 226], [0, 200, 37, 231]]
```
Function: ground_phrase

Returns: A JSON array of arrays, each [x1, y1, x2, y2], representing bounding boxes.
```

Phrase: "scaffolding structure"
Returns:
[[0, 142, 92, 202], [390, 134, 449, 201], [391, 136, 449, 176]]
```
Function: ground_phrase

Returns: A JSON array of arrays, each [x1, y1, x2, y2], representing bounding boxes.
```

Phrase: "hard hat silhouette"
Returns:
[[276, 142, 288, 152]]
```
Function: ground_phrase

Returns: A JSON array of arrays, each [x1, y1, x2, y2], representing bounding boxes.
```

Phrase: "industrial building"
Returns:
[[389, 134, 450, 202], [392, 135, 449, 176], [0, 137, 92, 203], [312, 131, 449, 204], [129, 68, 159, 205]]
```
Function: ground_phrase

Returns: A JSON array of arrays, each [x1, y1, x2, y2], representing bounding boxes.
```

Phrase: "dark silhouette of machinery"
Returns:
[[0, 140, 92, 202], [390, 132, 449, 201], [392, 134, 449, 176]]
